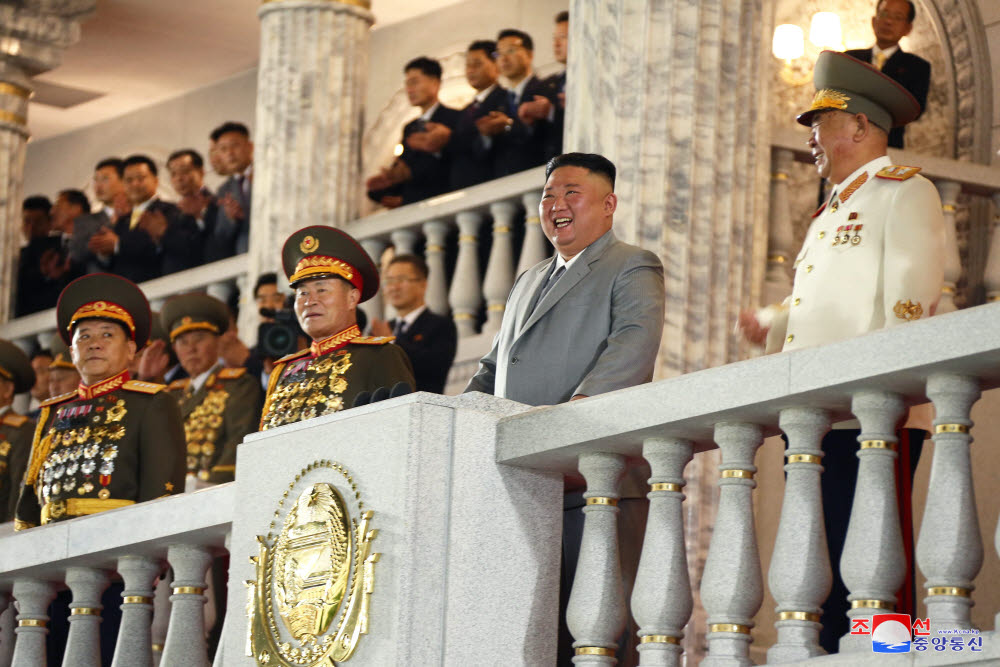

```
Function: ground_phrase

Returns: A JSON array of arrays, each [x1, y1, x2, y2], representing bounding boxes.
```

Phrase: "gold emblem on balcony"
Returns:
[[249, 461, 380, 665]]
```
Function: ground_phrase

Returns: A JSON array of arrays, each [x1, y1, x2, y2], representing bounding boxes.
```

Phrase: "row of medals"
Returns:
[[184, 387, 228, 479], [832, 224, 863, 247], [261, 353, 352, 430], [0, 439, 10, 475], [40, 400, 127, 503]]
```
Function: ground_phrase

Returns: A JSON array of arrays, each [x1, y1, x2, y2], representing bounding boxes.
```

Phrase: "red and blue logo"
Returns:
[[872, 613, 912, 653]]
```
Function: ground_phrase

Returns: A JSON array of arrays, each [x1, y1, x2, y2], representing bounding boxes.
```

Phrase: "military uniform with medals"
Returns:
[[260, 226, 415, 430], [0, 340, 36, 522], [15, 274, 186, 529], [161, 293, 261, 483]]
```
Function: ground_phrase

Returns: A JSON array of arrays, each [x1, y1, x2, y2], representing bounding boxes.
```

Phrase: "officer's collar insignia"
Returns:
[[839, 172, 868, 203], [310, 324, 361, 358], [78, 370, 130, 400]]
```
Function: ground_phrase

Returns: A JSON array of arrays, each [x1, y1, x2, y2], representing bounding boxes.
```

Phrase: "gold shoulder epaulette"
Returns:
[[167, 378, 190, 391], [876, 165, 921, 181], [2, 412, 28, 427], [40, 391, 76, 407], [276, 349, 310, 363], [351, 335, 395, 345], [122, 379, 167, 395], [218, 367, 247, 379]]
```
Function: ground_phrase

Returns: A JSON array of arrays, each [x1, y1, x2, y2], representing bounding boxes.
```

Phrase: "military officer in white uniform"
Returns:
[[739, 50, 945, 653]]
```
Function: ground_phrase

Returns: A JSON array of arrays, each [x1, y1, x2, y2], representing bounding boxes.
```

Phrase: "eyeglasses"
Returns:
[[492, 47, 525, 58], [382, 277, 422, 285], [875, 10, 909, 22]]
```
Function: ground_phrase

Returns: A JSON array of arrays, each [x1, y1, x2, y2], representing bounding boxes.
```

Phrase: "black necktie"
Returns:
[[507, 90, 518, 116], [532, 265, 565, 313]]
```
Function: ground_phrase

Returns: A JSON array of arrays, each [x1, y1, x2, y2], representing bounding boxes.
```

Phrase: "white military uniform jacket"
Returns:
[[767, 155, 945, 353]]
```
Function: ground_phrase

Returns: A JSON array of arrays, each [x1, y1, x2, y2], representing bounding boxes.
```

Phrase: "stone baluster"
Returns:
[[0, 590, 13, 666], [10, 578, 57, 666], [517, 191, 548, 275], [422, 220, 450, 315], [566, 452, 627, 665], [390, 228, 419, 256], [631, 438, 693, 667], [983, 192, 1000, 302], [358, 238, 387, 326], [767, 408, 832, 662], [212, 531, 232, 667], [935, 181, 962, 313], [763, 149, 795, 306], [448, 211, 484, 337], [111, 555, 162, 667], [700, 423, 764, 667], [161, 544, 213, 667], [482, 201, 518, 331], [917, 374, 982, 631], [839, 391, 906, 652], [63, 568, 110, 667], [150, 570, 170, 666]]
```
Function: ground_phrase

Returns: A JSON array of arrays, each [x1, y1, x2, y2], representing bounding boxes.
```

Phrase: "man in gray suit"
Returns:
[[207, 121, 253, 261], [465, 152, 665, 405]]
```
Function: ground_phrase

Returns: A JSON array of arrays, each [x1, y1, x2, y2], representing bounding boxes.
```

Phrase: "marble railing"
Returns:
[[766, 126, 1000, 309], [496, 302, 1000, 665], [0, 484, 232, 666]]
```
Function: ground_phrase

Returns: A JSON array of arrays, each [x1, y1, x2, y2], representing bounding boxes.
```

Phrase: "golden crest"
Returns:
[[250, 462, 379, 666], [300, 235, 319, 254], [809, 88, 850, 112], [893, 299, 923, 321]]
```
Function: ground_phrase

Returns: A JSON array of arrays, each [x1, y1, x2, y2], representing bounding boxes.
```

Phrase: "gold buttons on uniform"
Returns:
[[786, 334, 794, 343], [793, 298, 801, 306], [818, 231, 825, 239], [805, 265, 814, 272]]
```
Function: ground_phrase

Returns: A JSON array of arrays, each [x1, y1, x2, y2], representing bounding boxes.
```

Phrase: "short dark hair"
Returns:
[[23, 195, 52, 214], [545, 152, 616, 189], [468, 40, 497, 60], [123, 154, 158, 177], [877, 0, 915, 22], [254, 272, 278, 299], [388, 254, 429, 280], [555, 10, 569, 23], [210, 121, 250, 142], [404, 56, 442, 79], [95, 157, 124, 177], [58, 189, 90, 212], [497, 29, 533, 52], [167, 148, 204, 169], [30, 348, 52, 362]]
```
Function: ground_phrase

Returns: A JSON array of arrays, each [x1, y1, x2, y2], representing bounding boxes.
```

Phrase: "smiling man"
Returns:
[[161, 293, 260, 484], [15, 273, 185, 529], [465, 152, 665, 405], [259, 226, 415, 430]]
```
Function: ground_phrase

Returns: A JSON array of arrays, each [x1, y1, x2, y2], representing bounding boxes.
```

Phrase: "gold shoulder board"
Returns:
[[2, 413, 28, 427], [168, 379, 190, 391], [122, 380, 167, 395], [218, 367, 247, 379], [876, 165, 921, 181], [275, 349, 310, 363], [351, 335, 395, 345], [40, 391, 77, 407]]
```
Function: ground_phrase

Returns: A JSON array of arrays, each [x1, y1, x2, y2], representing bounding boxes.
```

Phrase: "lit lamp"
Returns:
[[809, 12, 844, 50], [773, 12, 844, 86]]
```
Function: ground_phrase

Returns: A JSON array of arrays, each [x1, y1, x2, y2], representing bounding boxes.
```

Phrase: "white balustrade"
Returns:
[[917, 374, 982, 632], [518, 190, 549, 276], [150, 570, 170, 665], [566, 452, 627, 665], [632, 437, 693, 667], [936, 180, 962, 313], [390, 228, 419, 256], [359, 237, 388, 325], [112, 555, 161, 667], [449, 210, 484, 337], [767, 408, 831, 663], [483, 201, 518, 331], [701, 422, 764, 667], [422, 219, 450, 315], [160, 544, 212, 667], [10, 578, 56, 666], [63, 567, 109, 667], [0, 590, 12, 666]]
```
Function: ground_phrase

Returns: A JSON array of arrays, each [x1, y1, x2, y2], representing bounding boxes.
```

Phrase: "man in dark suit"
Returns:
[[367, 57, 461, 207], [845, 0, 930, 148], [89, 154, 201, 283], [167, 149, 217, 248], [448, 40, 509, 191], [543, 11, 569, 159], [208, 122, 253, 260], [371, 254, 457, 394], [475, 29, 560, 178], [76, 158, 130, 275], [15, 195, 63, 316], [465, 153, 665, 405]]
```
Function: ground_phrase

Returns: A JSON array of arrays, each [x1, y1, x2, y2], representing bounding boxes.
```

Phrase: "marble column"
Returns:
[[0, 2, 95, 323], [241, 0, 374, 338], [566, 3, 771, 662]]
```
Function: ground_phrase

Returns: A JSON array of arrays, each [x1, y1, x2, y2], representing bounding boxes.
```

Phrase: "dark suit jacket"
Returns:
[[208, 175, 249, 260], [397, 104, 462, 204], [111, 199, 201, 283], [448, 85, 510, 190], [15, 236, 64, 316], [391, 308, 458, 394], [542, 71, 566, 160], [492, 75, 560, 178], [845, 48, 930, 148]]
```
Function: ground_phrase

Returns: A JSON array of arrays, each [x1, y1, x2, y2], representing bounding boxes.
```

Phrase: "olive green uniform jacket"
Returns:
[[0, 410, 34, 522]]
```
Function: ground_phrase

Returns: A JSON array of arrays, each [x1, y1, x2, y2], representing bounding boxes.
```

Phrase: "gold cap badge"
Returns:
[[300, 235, 319, 253]]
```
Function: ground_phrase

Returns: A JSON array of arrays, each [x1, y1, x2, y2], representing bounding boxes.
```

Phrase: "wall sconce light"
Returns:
[[773, 12, 844, 86]]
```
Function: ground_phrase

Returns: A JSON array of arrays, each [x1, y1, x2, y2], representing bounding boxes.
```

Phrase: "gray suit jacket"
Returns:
[[208, 174, 250, 260], [465, 230, 665, 405], [71, 210, 113, 273]]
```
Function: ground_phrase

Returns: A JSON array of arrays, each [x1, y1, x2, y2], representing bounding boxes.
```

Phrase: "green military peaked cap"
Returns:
[[56, 273, 152, 348], [281, 225, 380, 302], [48, 334, 76, 370], [797, 50, 921, 131], [0, 339, 35, 394], [160, 293, 230, 343]]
